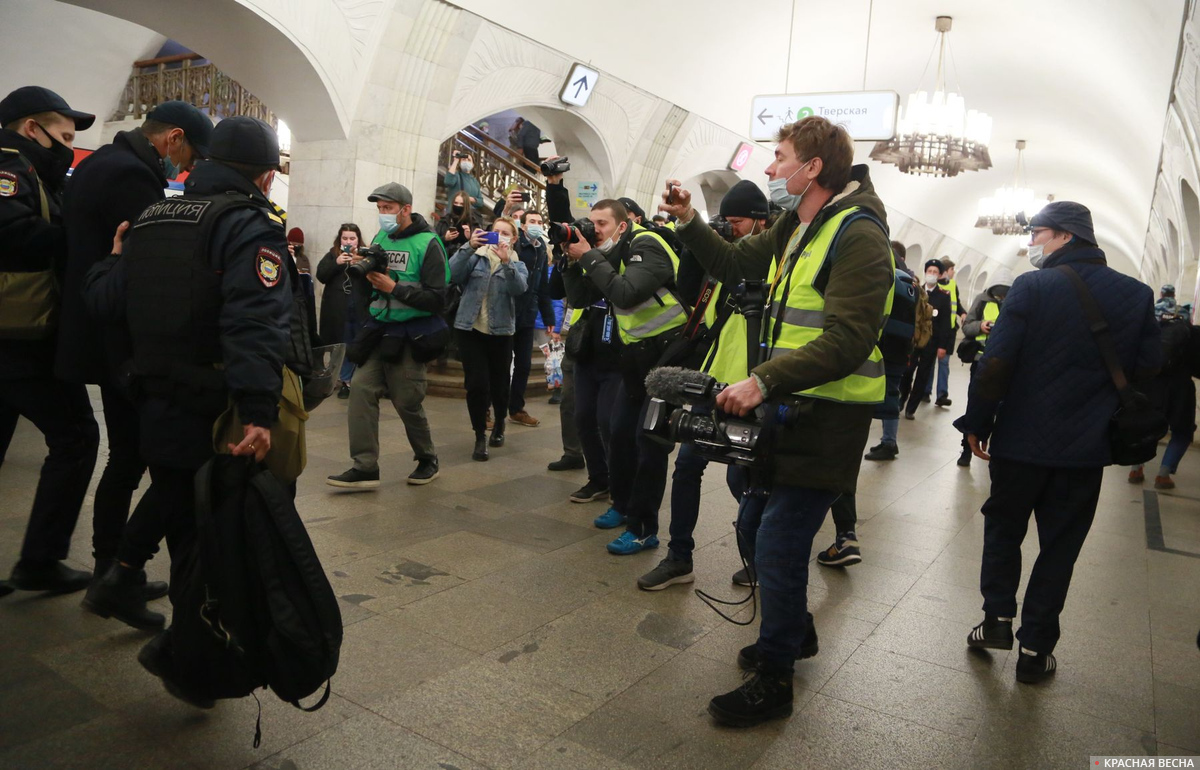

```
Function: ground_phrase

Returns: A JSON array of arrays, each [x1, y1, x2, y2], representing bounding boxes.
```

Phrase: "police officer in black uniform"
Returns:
[[0, 86, 101, 594], [85, 116, 294, 702]]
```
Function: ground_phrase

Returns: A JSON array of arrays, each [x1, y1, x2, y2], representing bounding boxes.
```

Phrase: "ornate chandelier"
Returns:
[[869, 16, 992, 178], [975, 141, 1048, 235]]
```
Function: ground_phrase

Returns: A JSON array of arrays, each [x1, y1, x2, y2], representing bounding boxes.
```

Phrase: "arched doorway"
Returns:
[[678, 170, 742, 222]]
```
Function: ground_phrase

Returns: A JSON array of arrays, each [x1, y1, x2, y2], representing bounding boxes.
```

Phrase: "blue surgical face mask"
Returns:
[[768, 159, 814, 211], [163, 151, 180, 181], [379, 213, 399, 234], [526, 224, 544, 240]]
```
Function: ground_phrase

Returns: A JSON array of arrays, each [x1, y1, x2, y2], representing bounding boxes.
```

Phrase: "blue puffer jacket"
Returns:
[[956, 244, 1160, 468], [449, 244, 528, 336]]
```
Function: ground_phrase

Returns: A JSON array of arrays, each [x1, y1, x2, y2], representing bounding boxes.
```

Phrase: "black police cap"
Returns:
[[147, 100, 213, 159], [208, 116, 280, 167], [0, 86, 95, 131]]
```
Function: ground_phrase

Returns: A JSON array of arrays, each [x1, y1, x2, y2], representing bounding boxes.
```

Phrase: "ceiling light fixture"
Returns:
[[975, 141, 1049, 235], [869, 16, 992, 177]]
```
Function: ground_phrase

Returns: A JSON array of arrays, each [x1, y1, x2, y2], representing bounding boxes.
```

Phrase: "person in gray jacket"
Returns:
[[450, 217, 528, 460]]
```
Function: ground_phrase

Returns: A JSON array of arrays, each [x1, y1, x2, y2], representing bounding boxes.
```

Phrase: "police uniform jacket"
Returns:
[[0, 128, 68, 380], [57, 128, 168, 385], [84, 160, 292, 468]]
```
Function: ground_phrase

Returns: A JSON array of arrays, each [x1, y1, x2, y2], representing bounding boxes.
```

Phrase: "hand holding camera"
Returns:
[[345, 244, 387, 279], [540, 156, 570, 180], [659, 178, 694, 222]]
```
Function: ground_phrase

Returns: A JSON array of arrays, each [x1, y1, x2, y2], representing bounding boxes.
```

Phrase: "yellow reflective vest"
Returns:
[[976, 300, 1000, 347], [946, 278, 959, 329], [763, 207, 891, 404], [611, 224, 686, 344], [701, 286, 750, 384]]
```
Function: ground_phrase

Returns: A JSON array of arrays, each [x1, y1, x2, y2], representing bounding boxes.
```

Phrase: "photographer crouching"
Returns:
[[659, 116, 894, 727]]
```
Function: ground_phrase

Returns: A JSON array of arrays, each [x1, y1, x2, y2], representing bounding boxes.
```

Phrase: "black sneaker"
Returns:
[[957, 447, 973, 467], [731, 565, 756, 587], [407, 458, 439, 485], [326, 467, 380, 489], [569, 481, 609, 503], [1016, 648, 1057, 684], [548, 454, 585, 471], [864, 441, 898, 461], [921, 394, 931, 403], [637, 558, 695, 591], [738, 614, 819, 667], [81, 562, 165, 630], [817, 533, 862, 567], [708, 669, 794, 727], [967, 614, 1014, 650], [7, 560, 92, 594], [337, 383, 351, 400], [935, 396, 952, 407]]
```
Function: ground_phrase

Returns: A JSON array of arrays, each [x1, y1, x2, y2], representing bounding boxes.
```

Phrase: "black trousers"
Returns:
[[901, 345, 938, 416], [458, 329, 514, 436], [830, 494, 857, 534], [508, 325, 535, 416], [979, 458, 1103, 653], [0, 402, 17, 466], [608, 380, 671, 538], [574, 360, 620, 488], [0, 377, 99, 564], [93, 385, 162, 567]]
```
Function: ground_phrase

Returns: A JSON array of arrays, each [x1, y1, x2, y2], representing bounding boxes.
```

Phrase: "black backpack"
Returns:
[[168, 456, 342, 722], [1159, 315, 1192, 374]]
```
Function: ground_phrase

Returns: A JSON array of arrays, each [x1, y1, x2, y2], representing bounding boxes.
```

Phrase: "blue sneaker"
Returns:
[[606, 530, 660, 555], [593, 507, 626, 529]]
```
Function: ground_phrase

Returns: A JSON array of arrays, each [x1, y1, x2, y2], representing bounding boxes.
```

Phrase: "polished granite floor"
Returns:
[[1, 369, 1198, 770]]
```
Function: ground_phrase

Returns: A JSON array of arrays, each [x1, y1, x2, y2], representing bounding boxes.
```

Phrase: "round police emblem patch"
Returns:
[[0, 171, 17, 197], [257, 247, 283, 288]]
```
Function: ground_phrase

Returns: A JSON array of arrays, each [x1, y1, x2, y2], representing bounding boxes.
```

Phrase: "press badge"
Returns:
[[601, 313, 614, 343]]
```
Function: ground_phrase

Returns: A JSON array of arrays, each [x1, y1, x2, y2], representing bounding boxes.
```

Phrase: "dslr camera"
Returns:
[[345, 244, 388, 279], [540, 156, 570, 176], [643, 369, 768, 467], [547, 216, 598, 247], [709, 215, 734, 242]]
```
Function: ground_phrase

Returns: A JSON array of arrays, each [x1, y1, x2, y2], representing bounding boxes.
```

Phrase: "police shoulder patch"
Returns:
[[0, 171, 17, 197], [257, 246, 283, 288]]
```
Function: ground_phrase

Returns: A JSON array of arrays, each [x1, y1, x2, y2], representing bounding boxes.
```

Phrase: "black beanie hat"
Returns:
[[720, 180, 769, 219]]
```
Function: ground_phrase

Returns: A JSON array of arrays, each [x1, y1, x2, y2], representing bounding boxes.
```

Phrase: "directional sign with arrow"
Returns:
[[750, 91, 898, 142], [560, 63, 599, 108]]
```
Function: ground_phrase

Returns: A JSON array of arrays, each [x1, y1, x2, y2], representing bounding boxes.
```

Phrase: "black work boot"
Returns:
[[92, 557, 168, 601], [489, 426, 505, 447], [472, 434, 489, 461], [957, 447, 973, 467], [82, 562, 165, 630], [738, 613, 819, 669], [708, 666, 794, 727], [138, 632, 214, 709]]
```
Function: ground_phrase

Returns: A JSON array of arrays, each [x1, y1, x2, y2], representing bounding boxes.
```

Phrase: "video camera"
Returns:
[[547, 216, 598, 247], [345, 244, 388, 278], [643, 367, 782, 467], [709, 215, 734, 242], [540, 156, 570, 176]]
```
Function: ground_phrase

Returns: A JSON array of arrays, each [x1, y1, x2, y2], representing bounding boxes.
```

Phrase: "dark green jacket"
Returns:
[[675, 164, 893, 493]]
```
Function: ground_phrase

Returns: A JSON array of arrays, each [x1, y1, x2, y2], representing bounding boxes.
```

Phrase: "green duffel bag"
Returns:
[[0, 269, 59, 339]]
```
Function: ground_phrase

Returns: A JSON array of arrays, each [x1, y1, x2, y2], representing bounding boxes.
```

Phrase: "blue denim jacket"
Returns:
[[449, 244, 528, 336]]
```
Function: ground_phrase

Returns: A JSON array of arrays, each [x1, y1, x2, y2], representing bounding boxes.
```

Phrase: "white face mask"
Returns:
[[1027, 243, 1047, 269], [460, 161, 474, 174], [498, 235, 513, 248], [598, 225, 623, 253], [925, 273, 939, 287]]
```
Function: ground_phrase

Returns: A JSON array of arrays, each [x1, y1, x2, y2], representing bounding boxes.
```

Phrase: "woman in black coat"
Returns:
[[316, 223, 365, 396]]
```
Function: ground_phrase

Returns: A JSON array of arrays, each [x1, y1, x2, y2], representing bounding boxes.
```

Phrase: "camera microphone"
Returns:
[[644, 367, 719, 404]]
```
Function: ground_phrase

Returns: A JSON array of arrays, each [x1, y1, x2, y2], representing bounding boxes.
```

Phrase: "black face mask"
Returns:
[[34, 122, 74, 180], [451, 204, 464, 215]]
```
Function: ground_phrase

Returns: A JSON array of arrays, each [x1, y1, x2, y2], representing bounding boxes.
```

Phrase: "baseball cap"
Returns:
[[208, 116, 279, 166], [147, 100, 213, 159], [368, 182, 413, 205], [0, 86, 95, 130]]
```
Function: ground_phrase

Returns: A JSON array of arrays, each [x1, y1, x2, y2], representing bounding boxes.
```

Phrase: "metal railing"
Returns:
[[438, 124, 546, 215], [110, 53, 278, 130]]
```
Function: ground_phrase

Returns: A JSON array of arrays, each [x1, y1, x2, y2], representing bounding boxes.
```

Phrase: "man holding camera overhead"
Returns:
[[327, 182, 448, 489], [660, 116, 894, 728]]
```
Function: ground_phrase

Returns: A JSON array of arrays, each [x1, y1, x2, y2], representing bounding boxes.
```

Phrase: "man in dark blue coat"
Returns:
[[59, 101, 212, 627], [955, 201, 1160, 684]]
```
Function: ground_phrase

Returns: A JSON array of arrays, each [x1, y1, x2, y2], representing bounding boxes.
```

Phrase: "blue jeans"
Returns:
[[666, 443, 748, 561], [881, 418, 898, 444], [924, 354, 950, 399], [1160, 432, 1191, 474], [738, 483, 839, 672], [340, 321, 357, 382]]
